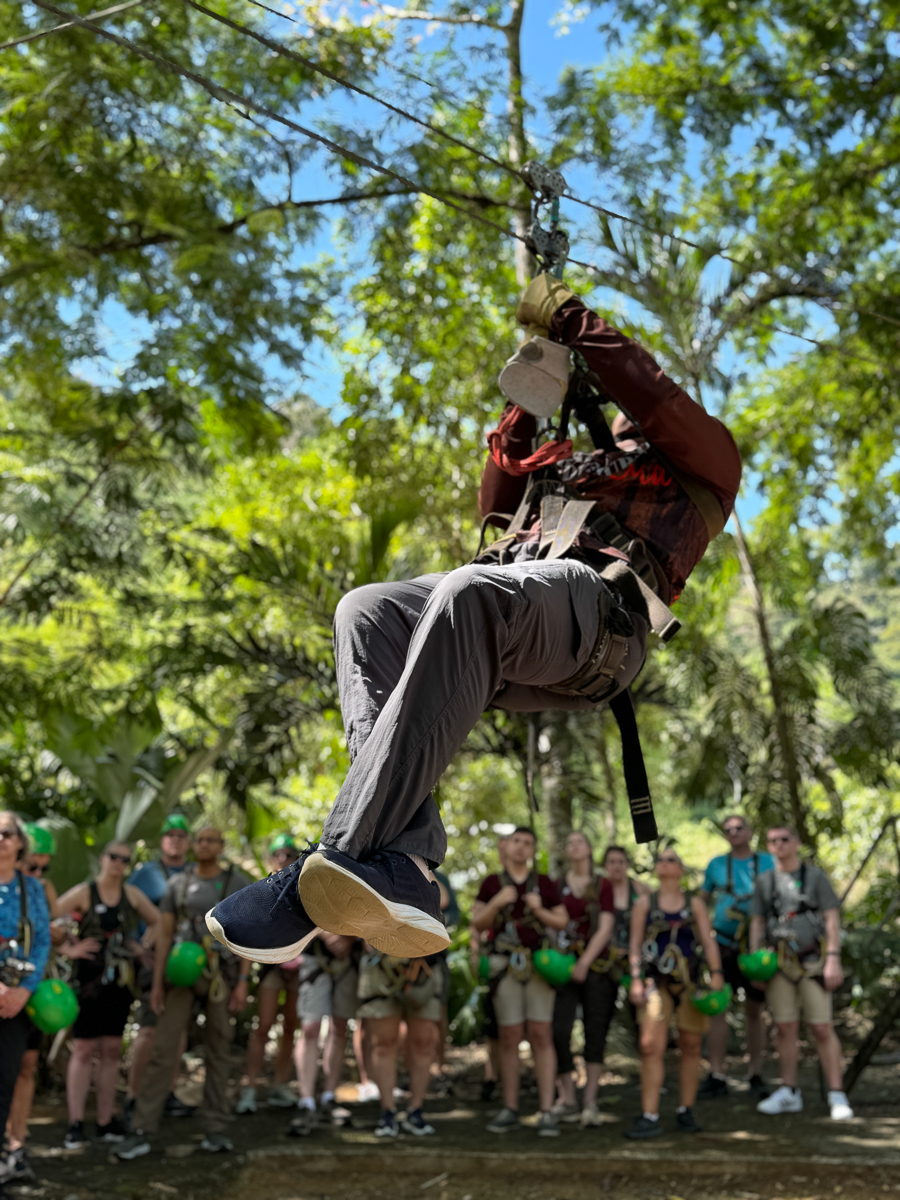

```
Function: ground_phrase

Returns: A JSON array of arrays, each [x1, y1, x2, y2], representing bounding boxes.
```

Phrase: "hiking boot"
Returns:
[[299, 847, 449, 958], [480, 1079, 497, 1103], [113, 1131, 151, 1160], [96, 1115, 129, 1142], [580, 1103, 601, 1128], [536, 1111, 560, 1138], [206, 848, 319, 963], [697, 1073, 728, 1100], [200, 1133, 233, 1153], [164, 1092, 196, 1118], [400, 1108, 435, 1136], [676, 1107, 702, 1133], [550, 1100, 580, 1121], [749, 1074, 770, 1099], [486, 1107, 520, 1134], [624, 1114, 663, 1139], [757, 1085, 802, 1115], [374, 1110, 399, 1139], [266, 1083, 295, 1109], [287, 1106, 317, 1137], [63, 1121, 88, 1149], [235, 1086, 258, 1114]]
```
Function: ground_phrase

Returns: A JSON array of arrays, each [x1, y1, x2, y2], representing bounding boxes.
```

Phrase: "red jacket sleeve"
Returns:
[[477, 404, 536, 527], [551, 298, 742, 520]]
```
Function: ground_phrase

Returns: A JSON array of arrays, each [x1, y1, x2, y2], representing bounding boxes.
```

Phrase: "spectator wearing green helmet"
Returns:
[[125, 813, 192, 1122], [235, 835, 302, 1115]]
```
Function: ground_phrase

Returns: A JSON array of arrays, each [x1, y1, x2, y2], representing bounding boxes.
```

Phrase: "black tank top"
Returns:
[[75, 882, 131, 991]]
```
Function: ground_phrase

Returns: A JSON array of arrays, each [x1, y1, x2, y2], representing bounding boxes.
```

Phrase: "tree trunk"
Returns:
[[597, 717, 619, 844], [731, 512, 811, 843], [540, 713, 571, 878]]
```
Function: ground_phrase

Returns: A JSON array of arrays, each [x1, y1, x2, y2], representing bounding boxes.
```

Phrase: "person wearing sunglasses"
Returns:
[[750, 826, 853, 1121], [625, 849, 723, 1139], [0, 812, 51, 1192], [56, 841, 160, 1149], [125, 814, 193, 1125], [697, 815, 774, 1101]]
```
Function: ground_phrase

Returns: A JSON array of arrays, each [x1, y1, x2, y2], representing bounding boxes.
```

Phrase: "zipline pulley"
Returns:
[[521, 161, 570, 279]]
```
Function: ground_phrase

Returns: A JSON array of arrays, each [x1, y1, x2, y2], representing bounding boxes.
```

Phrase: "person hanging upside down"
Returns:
[[206, 273, 743, 964]]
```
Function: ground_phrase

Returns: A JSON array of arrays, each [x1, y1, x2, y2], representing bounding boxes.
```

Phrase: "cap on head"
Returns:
[[161, 813, 191, 835], [24, 822, 56, 857], [269, 832, 297, 855]]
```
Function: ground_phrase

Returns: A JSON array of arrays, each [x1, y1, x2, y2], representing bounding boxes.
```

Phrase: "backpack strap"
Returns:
[[16, 871, 32, 958]]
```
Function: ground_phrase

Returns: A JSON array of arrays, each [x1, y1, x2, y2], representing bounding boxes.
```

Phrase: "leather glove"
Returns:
[[516, 273, 576, 337]]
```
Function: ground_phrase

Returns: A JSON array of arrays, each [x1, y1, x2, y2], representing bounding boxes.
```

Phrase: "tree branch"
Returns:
[[373, 3, 505, 29]]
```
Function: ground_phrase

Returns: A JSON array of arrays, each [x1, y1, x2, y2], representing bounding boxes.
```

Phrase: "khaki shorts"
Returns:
[[493, 969, 556, 1027], [357, 959, 446, 1023], [297, 962, 359, 1023], [258, 964, 300, 993], [638, 981, 709, 1035], [768, 971, 833, 1025]]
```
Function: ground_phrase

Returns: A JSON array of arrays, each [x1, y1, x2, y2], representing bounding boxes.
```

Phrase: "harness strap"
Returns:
[[610, 691, 657, 844]]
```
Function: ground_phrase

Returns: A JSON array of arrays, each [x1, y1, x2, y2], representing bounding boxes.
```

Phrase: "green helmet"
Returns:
[[532, 948, 577, 988], [165, 941, 208, 987], [26, 979, 79, 1033], [269, 832, 297, 855], [161, 813, 191, 834], [691, 982, 734, 1016], [23, 823, 56, 857], [738, 949, 779, 981]]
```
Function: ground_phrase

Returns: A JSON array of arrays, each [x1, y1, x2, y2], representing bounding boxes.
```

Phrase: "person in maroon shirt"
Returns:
[[472, 828, 568, 1137], [208, 273, 743, 976], [552, 832, 616, 1127]]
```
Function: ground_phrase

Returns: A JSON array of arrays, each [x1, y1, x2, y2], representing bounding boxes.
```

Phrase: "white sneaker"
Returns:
[[757, 1085, 803, 1115], [235, 1086, 257, 1115], [829, 1091, 854, 1121], [356, 1081, 380, 1103]]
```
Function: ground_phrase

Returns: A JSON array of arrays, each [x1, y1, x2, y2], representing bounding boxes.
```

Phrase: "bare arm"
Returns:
[[126, 886, 160, 929], [579, 911, 615, 968], [472, 887, 517, 932], [749, 914, 766, 953], [55, 882, 90, 918], [823, 907, 844, 991], [628, 895, 650, 1003], [691, 897, 723, 977]]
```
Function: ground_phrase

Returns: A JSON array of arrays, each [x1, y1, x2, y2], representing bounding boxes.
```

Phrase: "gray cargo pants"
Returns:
[[321, 559, 645, 867]]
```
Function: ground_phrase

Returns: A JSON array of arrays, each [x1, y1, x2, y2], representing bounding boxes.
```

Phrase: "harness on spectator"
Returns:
[[487, 870, 547, 983], [169, 866, 234, 1003], [0, 871, 35, 987], [642, 892, 703, 988], [357, 951, 438, 1006], [76, 881, 140, 997], [710, 853, 763, 952], [755, 863, 826, 979]]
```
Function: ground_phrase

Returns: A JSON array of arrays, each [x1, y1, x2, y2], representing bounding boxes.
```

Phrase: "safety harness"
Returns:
[[710, 853, 762, 952], [169, 865, 236, 1003], [485, 870, 552, 984], [0, 872, 35, 987], [558, 874, 618, 974], [358, 951, 439, 1007], [641, 891, 704, 990], [756, 864, 826, 980], [76, 881, 141, 998]]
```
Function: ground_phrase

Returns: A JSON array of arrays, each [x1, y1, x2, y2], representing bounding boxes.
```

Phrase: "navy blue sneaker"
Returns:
[[299, 847, 449, 958], [205, 850, 319, 962]]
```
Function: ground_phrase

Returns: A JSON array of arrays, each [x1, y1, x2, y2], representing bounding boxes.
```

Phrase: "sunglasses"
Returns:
[[0, 829, 19, 842], [767, 835, 792, 844], [723, 825, 746, 834], [24, 862, 45, 875], [106, 852, 132, 864]]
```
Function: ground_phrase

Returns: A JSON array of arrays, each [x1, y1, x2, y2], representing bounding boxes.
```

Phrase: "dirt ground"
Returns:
[[14, 1040, 900, 1200]]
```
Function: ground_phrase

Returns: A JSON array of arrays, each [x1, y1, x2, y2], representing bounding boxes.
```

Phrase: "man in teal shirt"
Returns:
[[697, 815, 774, 1099]]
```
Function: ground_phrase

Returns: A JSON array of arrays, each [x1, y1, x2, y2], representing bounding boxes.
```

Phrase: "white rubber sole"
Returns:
[[299, 854, 450, 958], [204, 909, 320, 964]]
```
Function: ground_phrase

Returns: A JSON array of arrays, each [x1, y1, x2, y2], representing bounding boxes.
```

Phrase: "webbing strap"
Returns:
[[545, 499, 597, 561], [610, 690, 658, 844]]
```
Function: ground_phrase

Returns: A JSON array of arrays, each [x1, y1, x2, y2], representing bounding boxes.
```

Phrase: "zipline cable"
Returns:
[[23, 0, 900, 355], [0, 0, 143, 52]]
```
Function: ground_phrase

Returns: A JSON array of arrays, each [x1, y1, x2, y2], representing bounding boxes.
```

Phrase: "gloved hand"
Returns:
[[516, 273, 576, 336]]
